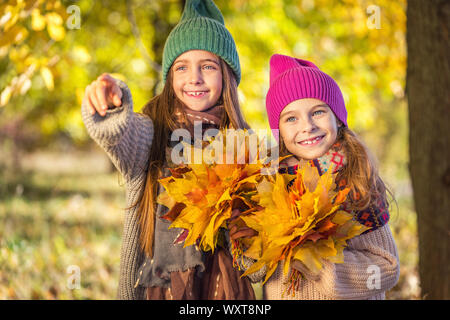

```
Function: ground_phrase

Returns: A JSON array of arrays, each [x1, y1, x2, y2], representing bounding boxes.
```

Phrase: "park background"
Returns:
[[0, 0, 443, 299]]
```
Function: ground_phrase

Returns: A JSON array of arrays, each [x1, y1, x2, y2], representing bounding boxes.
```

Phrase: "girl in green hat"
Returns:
[[82, 0, 257, 300]]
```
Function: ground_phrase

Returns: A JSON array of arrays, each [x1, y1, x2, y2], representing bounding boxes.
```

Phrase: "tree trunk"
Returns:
[[406, 0, 450, 299]]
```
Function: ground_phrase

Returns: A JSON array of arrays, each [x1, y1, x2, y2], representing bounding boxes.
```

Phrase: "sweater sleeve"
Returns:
[[297, 224, 400, 299], [81, 79, 153, 300], [81, 79, 154, 184]]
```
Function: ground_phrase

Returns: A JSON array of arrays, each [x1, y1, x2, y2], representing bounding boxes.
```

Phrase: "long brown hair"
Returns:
[[336, 127, 391, 211], [136, 57, 250, 257], [280, 126, 391, 212]]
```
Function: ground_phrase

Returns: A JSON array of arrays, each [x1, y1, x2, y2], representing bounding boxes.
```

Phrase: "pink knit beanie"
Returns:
[[266, 54, 347, 139]]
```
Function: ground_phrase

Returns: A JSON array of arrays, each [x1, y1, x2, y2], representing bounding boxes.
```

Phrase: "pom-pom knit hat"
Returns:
[[266, 54, 347, 139], [162, 0, 241, 84]]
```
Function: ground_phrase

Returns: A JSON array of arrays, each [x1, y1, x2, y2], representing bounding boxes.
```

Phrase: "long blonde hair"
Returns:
[[136, 58, 249, 257]]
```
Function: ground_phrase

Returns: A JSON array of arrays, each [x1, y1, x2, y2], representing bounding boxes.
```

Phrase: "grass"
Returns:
[[0, 150, 125, 299], [0, 148, 420, 299]]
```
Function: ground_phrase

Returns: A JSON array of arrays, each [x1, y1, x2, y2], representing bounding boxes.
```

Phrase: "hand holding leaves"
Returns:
[[228, 208, 258, 241]]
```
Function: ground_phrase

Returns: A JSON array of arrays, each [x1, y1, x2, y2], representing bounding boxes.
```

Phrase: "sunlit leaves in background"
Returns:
[[0, 0, 417, 299], [0, 0, 68, 105], [1, 0, 406, 150]]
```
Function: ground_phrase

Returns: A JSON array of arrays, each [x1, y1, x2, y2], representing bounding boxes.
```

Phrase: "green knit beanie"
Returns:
[[162, 0, 241, 85]]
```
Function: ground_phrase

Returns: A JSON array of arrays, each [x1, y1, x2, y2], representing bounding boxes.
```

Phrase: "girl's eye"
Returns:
[[203, 65, 216, 70], [175, 65, 187, 71], [286, 116, 296, 122], [312, 110, 325, 116]]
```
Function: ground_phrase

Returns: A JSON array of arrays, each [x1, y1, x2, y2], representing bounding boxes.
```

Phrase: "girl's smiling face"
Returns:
[[279, 98, 340, 160], [172, 50, 223, 112]]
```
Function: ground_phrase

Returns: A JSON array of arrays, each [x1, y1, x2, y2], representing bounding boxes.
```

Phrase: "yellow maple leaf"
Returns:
[[241, 164, 370, 284], [157, 129, 276, 253]]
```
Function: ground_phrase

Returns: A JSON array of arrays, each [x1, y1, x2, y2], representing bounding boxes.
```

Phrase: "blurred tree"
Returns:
[[126, 0, 185, 96], [406, 0, 450, 300]]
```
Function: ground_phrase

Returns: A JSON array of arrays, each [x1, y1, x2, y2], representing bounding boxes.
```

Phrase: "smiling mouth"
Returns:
[[298, 135, 325, 146], [185, 91, 208, 98]]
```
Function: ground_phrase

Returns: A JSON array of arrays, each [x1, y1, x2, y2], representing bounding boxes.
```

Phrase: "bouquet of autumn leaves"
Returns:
[[156, 129, 274, 253], [239, 164, 369, 295]]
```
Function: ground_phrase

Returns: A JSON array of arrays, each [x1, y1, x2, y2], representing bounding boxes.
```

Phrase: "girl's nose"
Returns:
[[189, 68, 203, 84], [299, 116, 317, 133]]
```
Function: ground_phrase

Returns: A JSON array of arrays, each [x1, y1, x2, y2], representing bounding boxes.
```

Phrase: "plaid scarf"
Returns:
[[279, 143, 389, 234]]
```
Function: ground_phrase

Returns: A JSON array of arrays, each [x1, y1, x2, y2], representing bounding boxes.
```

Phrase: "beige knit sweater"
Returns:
[[263, 224, 400, 300]]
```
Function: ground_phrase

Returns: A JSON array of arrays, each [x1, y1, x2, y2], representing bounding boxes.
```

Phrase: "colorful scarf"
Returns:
[[279, 143, 390, 234]]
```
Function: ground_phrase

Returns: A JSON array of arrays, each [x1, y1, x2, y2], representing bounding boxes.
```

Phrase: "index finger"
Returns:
[[110, 84, 123, 107], [97, 73, 115, 82], [95, 83, 108, 110], [228, 209, 241, 223]]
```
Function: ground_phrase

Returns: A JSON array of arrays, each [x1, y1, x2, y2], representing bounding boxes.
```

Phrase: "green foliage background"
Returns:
[[0, 0, 418, 299]]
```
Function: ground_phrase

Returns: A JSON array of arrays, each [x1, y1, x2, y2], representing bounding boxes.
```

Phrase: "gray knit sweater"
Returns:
[[82, 79, 152, 299]]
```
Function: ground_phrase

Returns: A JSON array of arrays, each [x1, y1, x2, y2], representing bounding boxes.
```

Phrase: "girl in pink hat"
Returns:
[[229, 54, 400, 299]]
